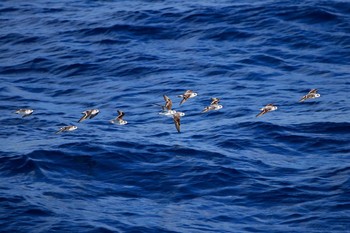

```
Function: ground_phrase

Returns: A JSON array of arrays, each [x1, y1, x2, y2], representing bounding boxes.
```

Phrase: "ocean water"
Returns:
[[0, 0, 349, 232]]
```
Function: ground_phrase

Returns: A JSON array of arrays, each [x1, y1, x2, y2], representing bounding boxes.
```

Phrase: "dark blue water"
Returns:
[[1, 0, 350, 232]]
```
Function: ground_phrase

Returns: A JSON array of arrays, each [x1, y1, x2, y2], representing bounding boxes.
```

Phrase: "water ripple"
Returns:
[[0, 0, 349, 232]]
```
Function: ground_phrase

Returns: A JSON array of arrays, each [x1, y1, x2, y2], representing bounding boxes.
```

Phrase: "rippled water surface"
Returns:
[[1, 0, 349, 232]]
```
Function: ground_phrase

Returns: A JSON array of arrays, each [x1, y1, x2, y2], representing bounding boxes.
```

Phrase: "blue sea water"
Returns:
[[0, 0, 350, 232]]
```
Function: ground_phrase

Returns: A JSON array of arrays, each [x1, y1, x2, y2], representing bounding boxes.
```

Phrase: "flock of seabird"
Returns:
[[14, 89, 320, 134]]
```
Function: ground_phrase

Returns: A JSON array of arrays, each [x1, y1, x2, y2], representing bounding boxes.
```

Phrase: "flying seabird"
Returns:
[[299, 89, 321, 102], [110, 110, 127, 125], [56, 125, 78, 134], [202, 97, 222, 113], [15, 109, 34, 118], [178, 90, 198, 105], [202, 104, 223, 113], [78, 109, 100, 123], [256, 104, 278, 117]]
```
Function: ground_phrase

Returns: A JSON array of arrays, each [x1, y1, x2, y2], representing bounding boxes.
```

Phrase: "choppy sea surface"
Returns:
[[1, 0, 349, 232]]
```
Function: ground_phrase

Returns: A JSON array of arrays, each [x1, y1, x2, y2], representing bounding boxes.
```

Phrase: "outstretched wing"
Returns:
[[256, 109, 267, 117], [173, 114, 181, 133], [202, 106, 210, 113], [55, 129, 63, 134], [78, 112, 89, 123], [180, 97, 187, 105], [202, 105, 214, 113], [117, 110, 125, 120], [299, 95, 307, 102], [55, 126, 67, 134], [163, 95, 172, 110], [210, 98, 220, 105], [309, 89, 318, 94], [163, 95, 171, 102]]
